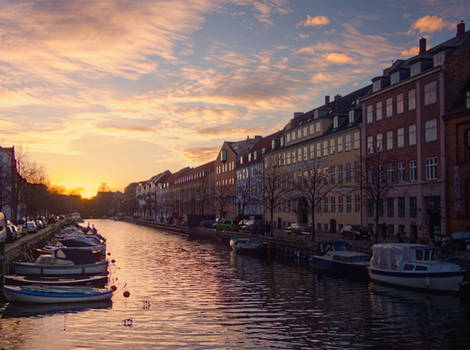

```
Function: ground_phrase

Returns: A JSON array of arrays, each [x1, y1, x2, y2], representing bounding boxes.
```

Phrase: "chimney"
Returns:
[[419, 37, 426, 54], [334, 94, 341, 101], [457, 20, 465, 37], [325, 95, 330, 104]]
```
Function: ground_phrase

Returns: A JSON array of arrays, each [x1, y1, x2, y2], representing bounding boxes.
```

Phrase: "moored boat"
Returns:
[[12, 248, 108, 276], [3, 284, 113, 304], [4, 274, 108, 287], [230, 237, 265, 255], [310, 240, 370, 278], [368, 243, 465, 293]]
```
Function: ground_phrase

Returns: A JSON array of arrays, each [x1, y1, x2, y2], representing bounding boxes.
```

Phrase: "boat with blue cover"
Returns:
[[310, 240, 370, 277], [368, 243, 465, 293], [3, 284, 113, 304]]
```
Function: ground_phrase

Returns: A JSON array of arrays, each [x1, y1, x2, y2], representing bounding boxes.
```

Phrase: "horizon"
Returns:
[[1, 0, 468, 198]]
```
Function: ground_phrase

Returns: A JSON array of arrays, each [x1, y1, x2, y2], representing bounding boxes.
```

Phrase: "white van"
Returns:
[[0, 212, 6, 242]]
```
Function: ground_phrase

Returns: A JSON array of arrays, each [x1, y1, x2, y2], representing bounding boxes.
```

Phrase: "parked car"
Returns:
[[25, 220, 37, 234], [6, 224, 20, 242], [241, 220, 265, 234], [0, 212, 6, 242], [212, 218, 239, 231], [441, 231, 470, 251], [200, 219, 215, 228], [286, 223, 309, 233], [341, 225, 371, 240]]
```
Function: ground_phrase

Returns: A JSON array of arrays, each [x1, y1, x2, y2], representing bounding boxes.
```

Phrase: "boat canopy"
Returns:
[[54, 248, 96, 265], [370, 243, 432, 270]]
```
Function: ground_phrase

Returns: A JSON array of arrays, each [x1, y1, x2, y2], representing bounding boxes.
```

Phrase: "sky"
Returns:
[[0, 0, 469, 198]]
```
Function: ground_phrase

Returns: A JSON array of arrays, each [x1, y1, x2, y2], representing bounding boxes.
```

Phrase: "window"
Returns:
[[378, 199, 384, 217], [286, 152, 291, 165], [292, 131, 296, 141], [338, 195, 344, 212], [467, 91, 470, 109], [391, 71, 400, 85], [397, 128, 404, 148], [386, 131, 393, 150], [346, 195, 352, 212], [345, 134, 351, 151], [373, 79, 381, 92], [331, 196, 336, 213], [387, 198, 394, 217], [465, 129, 470, 161], [323, 141, 328, 156], [330, 138, 335, 154], [333, 116, 339, 128], [386, 98, 393, 117], [309, 124, 314, 134], [346, 163, 352, 183], [316, 143, 321, 158], [286, 133, 291, 142], [349, 110, 354, 124], [297, 129, 301, 139], [424, 81, 437, 105], [398, 197, 405, 217], [315, 121, 321, 133], [433, 51, 445, 67], [303, 126, 307, 137], [338, 164, 343, 184], [425, 119, 437, 142], [397, 94, 404, 114], [367, 136, 374, 154], [409, 160, 417, 182], [408, 89, 416, 111], [367, 105, 373, 124], [292, 151, 296, 164], [376, 102, 382, 121], [410, 197, 417, 217], [425, 156, 438, 180], [324, 197, 328, 213], [411, 62, 421, 77], [353, 132, 360, 149], [352, 162, 359, 183], [330, 166, 335, 184], [310, 145, 315, 159], [303, 146, 308, 161], [397, 162, 405, 183], [220, 149, 227, 161], [354, 194, 360, 212], [376, 133, 383, 152], [337, 136, 343, 152], [367, 199, 374, 217], [387, 163, 394, 184], [409, 124, 417, 146]]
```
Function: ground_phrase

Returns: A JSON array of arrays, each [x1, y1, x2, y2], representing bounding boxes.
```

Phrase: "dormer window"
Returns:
[[433, 51, 445, 67], [410, 62, 421, 77], [280, 137, 284, 147], [240, 157, 243, 165], [314, 110, 319, 119], [248, 153, 252, 161], [373, 79, 381, 93], [333, 116, 338, 129], [390, 72, 400, 85], [253, 152, 257, 160], [349, 110, 354, 124], [272, 140, 275, 149], [220, 149, 227, 162]]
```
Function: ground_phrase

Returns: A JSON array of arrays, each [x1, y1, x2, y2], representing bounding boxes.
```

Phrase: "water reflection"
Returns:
[[0, 219, 469, 349]]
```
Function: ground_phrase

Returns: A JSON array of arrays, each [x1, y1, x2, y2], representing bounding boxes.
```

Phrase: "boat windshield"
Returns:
[[415, 248, 440, 262]]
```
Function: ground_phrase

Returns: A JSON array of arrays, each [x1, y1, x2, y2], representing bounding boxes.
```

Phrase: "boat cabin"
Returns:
[[370, 243, 442, 271], [316, 241, 352, 256]]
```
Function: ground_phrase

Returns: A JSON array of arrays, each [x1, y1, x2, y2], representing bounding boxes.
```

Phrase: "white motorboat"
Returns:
[[368, 243, 465, 293]]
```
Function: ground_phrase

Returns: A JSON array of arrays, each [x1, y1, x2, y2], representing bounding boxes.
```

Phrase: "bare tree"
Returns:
[[293, 159, 340, 241], [194, 175, 212, 216], [214, 184, 232, 218], [0, 160, 12, 214], [236, 171, 252, 221], [361, 151, 394, 241], [263, 156, 286, 237]]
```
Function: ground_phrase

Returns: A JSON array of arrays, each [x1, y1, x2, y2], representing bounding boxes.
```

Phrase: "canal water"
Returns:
[[1, 219, 470, 349]]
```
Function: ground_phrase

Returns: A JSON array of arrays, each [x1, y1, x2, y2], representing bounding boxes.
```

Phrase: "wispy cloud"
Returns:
[[401, 46, 419, 57], [326, 53, 353, 64], [409, 15, 453, 34], [296, 15, 330, 28]]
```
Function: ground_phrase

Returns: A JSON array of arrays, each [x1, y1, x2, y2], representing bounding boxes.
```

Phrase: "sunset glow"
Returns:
[[0, 0, 468, 196]]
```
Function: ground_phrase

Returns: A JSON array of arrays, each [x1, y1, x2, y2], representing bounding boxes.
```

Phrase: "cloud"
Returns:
[[296, 15, 330, 28], [180, 146, 220, 164], [298, 33, 309, 39], [409, 15, 453, 33], [401, 46, 419, 57], [325, 53, 353, 64]]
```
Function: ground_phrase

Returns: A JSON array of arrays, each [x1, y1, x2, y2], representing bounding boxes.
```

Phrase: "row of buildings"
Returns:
[[133, 22, 470, 240]]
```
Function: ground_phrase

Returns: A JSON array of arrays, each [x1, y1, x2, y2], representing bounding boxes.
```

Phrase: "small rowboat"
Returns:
[[3, 285, 113, 304], [4, 275, 108, 287]]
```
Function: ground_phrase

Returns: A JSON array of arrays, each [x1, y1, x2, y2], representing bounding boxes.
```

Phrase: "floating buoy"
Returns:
[[110, 285, 117, 291], [107, 252, 111, 256], [111, 259, 116, 263], [123, 291, 130, 298]]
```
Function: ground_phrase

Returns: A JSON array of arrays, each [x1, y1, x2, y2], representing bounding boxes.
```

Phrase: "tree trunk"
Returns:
[[270, 205, 274, 237], [311, 206, 316, 241], [375, 200, 379, 242]]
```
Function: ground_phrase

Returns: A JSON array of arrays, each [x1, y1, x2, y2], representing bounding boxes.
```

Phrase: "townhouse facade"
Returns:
[[361, 23, 470, 240], [265, 87, 369, 233], [236, 132, 281, 221], [0, 146, 17, 221]]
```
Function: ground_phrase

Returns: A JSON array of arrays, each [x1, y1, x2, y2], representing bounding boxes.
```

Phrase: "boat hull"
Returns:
[[368, 268, 465, 293], [13, 260, 108, 276], [3, 285, 113, 304], [311, 256, 369, 278], [4, 275, 108, 287], [230, 237, 265, 255]]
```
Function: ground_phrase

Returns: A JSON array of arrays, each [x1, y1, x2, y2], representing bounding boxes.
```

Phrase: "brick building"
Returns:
[[361, 22, 470, 240], [0, 146, 17, 221]]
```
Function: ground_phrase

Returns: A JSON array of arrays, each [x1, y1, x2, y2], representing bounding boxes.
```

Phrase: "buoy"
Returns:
[[107, 252, 111, 256], [123, 291, 130, 298], [111, 259, 116, 263], [110, 285, 117, 291]]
